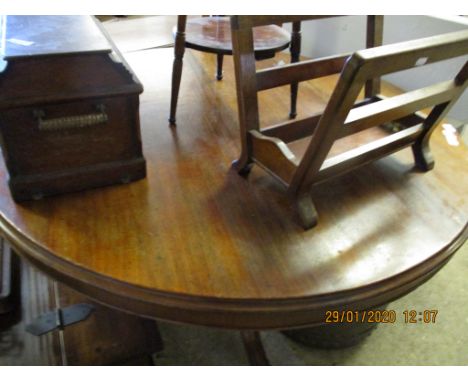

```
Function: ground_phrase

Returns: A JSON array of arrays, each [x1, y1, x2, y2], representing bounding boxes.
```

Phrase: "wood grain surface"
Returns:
[[2, 16, 111, 59], [0, 47, 466, 330], [0, 16, 146, 202], [184, 17, 290, 55]]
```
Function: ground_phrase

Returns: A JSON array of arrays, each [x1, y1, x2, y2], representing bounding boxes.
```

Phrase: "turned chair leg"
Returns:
[[289, 21, 301, 119], [216, 54, 224, 80], [289, 85, 299, 119], [169, 16, 187, 126]]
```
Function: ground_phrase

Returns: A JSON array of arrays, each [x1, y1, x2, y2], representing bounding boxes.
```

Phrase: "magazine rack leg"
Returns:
[[412, 142, 435, 172], [232, 158, 254, 176], [296, 193, 318, 230], [230, 16, 468, 229]]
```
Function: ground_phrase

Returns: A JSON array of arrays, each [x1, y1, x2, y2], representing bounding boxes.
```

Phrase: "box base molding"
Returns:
[[8, 157, 146, 201]]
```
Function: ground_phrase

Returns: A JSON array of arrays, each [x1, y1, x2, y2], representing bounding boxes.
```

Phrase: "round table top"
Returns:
[[183, 17, 291, 56], [0, 48, 466, 330]]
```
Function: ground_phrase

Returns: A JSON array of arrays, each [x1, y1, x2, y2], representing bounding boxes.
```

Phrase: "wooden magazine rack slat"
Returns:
[[230, 15, 468, 229]]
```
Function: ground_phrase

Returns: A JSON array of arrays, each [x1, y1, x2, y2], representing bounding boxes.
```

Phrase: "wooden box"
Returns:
[[0, 16, 146, 201]]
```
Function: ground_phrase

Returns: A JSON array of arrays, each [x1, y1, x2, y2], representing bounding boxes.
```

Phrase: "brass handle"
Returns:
[[34, 104, 108, 131]]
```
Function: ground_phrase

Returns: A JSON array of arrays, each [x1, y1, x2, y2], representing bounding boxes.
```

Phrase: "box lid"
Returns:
[[0, 15, 143, 109], [0, 16, 112, 61]]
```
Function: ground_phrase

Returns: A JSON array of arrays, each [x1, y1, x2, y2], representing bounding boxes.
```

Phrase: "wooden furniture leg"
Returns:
[[295, 192, 318, 230], [412, 98, 463, 171], [5, 258, 162, 365], [216, 53, 224, 80], [50, 282, 164, 365], [240, 331, 270, 366], [0, 238, 21, 329], [365, 15, 384, 98], [169, 15, 187, 125], [284, 305, 389, 349], [289, 21, 301, 119]]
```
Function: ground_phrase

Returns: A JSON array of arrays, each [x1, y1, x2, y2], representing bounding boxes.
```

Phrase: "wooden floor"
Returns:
[[98, 16, 176, 52]]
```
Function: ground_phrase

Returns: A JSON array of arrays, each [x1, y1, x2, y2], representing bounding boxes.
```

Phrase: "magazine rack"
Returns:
[[231, 16, 468, 228]]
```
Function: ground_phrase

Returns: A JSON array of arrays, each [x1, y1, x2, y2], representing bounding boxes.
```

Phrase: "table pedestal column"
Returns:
[[283, 306, 388, 349], [0, 239, 21, 329]]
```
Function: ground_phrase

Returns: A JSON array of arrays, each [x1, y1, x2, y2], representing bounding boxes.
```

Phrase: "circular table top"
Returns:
[[0, 48, 466, 330], [183, 17, 291, 56]]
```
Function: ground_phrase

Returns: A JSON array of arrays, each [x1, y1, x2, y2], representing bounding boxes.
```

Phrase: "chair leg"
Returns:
[[289, 21, 301, 119], [289, 85, 299, 119], [216, 54, 224, 80], [296, 192, 318, 230], [169, 16, 187, 126]]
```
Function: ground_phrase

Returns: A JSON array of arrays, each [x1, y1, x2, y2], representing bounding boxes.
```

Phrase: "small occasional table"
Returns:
[[169, 16, 300, 124]]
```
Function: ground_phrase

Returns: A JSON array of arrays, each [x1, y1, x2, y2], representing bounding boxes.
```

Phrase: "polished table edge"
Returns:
[[0, 210, 466, 330], [183, 40, 291, 57], [182, 17, 291, 56]]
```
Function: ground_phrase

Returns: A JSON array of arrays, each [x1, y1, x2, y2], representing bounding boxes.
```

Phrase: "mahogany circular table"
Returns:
[[0, 48, 466, 339]]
